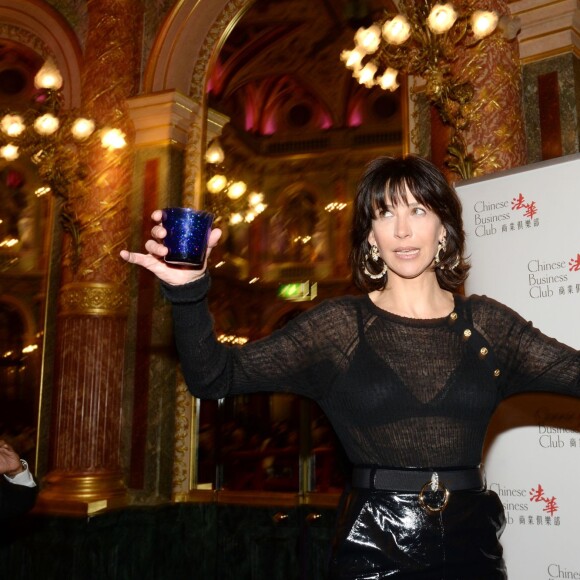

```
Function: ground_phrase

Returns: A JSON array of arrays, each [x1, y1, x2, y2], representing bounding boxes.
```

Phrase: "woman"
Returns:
[[121, 155, 580, 579]]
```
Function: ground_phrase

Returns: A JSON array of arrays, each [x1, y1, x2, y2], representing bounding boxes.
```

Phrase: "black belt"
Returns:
[[352, 466, 485, 514], [352, 466, 484, 492]]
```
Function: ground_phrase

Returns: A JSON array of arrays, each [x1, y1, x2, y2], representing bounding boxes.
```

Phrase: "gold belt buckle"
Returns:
[[418, 472, 450, 514]]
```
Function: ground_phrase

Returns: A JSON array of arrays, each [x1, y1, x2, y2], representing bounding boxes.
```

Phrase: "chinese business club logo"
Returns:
[[472, 192, 539, 237], [491, 481, 561, 527], [526, 251, 580, 299]]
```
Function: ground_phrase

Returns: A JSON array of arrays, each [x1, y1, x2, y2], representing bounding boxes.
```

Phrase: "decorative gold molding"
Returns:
[[127, 90, 196, 147], [519, 43, 579, 64], [0, 23, 53, 59], [173, 489, 216, 503], [172, 376, 193, 494], [302, 492, 341, 508], [172, 489, 342, 508], [36, 470, 128, 516], [510, 0, 567, 18], [511, 0, 579, 64], [216, 490, 301, 508], [59, 282, 129, 317]]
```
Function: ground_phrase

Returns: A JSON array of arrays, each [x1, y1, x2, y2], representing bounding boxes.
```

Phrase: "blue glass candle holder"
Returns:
[[161, 207, 214, 266]]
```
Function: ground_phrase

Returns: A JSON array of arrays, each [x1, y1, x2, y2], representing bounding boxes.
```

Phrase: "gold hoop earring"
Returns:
[[363, 245, 388, 279], [363, 261, 388, 279]]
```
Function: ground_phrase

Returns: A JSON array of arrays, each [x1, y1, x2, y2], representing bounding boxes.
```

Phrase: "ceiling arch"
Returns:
[[145, 0, 401, 204], [0, 0, 83, 107], [144, 0, 240, 96]]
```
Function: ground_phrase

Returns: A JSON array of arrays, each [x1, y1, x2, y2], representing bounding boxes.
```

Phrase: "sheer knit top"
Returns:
[[163, 274, 580, 469]]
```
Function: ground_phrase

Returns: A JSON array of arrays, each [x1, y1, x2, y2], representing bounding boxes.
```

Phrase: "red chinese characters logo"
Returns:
[[529, 484, 559, 516], [512, 193, 526, 210], [512, 193, 538, 219], [569, 254, 580, 272]]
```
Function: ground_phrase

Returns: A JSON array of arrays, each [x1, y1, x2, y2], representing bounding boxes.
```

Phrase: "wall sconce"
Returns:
[[0, 59, 127, 270], [341, 2, 519, 178]]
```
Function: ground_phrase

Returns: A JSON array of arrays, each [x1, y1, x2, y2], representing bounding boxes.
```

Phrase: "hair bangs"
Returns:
[[371, 175, 434, 215]]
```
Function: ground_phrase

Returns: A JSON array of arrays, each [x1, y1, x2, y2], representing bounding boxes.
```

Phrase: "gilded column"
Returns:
[[39, 0, 142, 514], [460, 0, 527, 176], [427, 1, 527, 179]]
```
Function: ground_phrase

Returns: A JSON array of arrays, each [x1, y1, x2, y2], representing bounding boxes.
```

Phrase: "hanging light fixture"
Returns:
[[1, 58, 127, 163], [205, 139, 225, 164], [341, 1, 518, 178], [0, 59, 127, 269], [71, 118, 95, 140], [34, 59, 63, 91]]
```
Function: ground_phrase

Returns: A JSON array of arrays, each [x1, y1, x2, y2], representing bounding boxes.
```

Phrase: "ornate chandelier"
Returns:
[[0, 59, 126, 269], [341, 1, 518, 178]]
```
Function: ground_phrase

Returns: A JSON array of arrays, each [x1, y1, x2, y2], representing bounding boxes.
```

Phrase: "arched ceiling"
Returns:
[[206, 0, 400, 137]]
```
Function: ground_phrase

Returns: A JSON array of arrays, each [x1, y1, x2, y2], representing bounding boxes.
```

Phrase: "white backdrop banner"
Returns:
[[457, 154, 580, 580]]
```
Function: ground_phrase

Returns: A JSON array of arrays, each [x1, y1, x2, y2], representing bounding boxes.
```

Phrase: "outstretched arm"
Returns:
[[120, 209, 222, 286], [121, 209, 344, 402]]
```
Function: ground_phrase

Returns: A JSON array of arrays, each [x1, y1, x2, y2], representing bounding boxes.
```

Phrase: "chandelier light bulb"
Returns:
[[377, 68, 399, 91], [244, 211, 256, 223], [34, 114, 60, 135], [427, 4, 458, 34], [1, 115, 25, 137], [205, 140, 225, 164], [71, 118, 96, 140], [227, 181, 247, 200], [253, 202, 267, 214], [34, 60, 63, 90], [248, 192, 264, 207], [101, 128, 127, 150], [471, 10, 499, 39], [354, 25, 381, 54], [340, 47, 365, 70], [382, 15, 411, 45], [0, 144, 19, 161], [340, 49, 352, 63], [207, 174, 227, 193], [355, 62, 378, 88], [35, 186, 51, 197], [229, 213, 243, 225]]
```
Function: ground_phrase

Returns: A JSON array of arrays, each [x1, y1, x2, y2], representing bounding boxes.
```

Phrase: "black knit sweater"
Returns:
[[163, 274, 580, 469]]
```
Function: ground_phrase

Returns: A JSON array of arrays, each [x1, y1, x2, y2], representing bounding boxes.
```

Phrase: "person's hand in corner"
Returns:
[[0, 440, 26, 479], [0, 439, 37, 520]]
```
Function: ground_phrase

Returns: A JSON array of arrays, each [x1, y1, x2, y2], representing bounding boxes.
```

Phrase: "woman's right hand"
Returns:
[[120, 209, 222, 286]]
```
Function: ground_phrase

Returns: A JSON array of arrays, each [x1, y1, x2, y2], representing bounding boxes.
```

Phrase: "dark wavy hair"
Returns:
[[349, 155, 470, 293]]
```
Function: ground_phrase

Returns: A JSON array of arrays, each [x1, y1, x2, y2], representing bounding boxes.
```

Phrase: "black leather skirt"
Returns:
[[328, 488, 507, 579]]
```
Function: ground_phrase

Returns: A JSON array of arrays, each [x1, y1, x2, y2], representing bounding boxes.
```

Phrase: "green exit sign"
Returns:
[[277, 281, 317, 302]]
